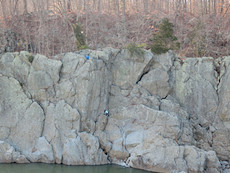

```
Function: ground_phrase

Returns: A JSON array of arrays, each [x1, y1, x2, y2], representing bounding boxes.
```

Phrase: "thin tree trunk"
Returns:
[[144, 0, 149, 14], [221, 0, 224, 14], [23, 0, 28, 14], [213, 0, 216, 15], [122, 0, 126, 20], [98, 0, 101, 13], [46, 0, 50, 10], [190, 0, 192, 14], [67, 0, 71, 12], [200, 0, 203, 15], [14, 0, 19, 16], [166, 0, 170, 14], [32, 0, 37, 12], [184, 0, 187, 12], [85, 0, 89, 44], [136, 0, 140, 42], [122, 0, 126, 45], [0, 0, 7, 21], [76, 0, 81, 20], [208, 0, 211, 14], [84, 0, 86, 10], [108, 0, 111, 13]]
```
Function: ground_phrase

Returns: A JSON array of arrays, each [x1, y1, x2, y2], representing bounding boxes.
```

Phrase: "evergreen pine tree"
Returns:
[[150, 18, 180, 54], [73, 23, 87, 50]]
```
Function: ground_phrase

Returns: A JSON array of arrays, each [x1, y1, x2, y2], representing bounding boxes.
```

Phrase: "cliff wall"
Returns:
[[1, 48, 230, 172]]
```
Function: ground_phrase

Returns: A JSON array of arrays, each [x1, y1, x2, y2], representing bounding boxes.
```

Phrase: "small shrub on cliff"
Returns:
[[73, 23, 88, 50], [150, 18, 180, 54], [27, 53, 34, 63], [125, 43, 145, 57]]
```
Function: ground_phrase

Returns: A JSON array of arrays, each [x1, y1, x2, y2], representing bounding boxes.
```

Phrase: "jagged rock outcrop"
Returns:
[[171, 56, 230, 161], [0, 74, 45, 156], [0, 141, 29, 163], [1, 48, 230, 172]]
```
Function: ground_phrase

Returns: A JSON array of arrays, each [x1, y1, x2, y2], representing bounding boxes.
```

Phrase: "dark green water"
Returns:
[[0, 164, 151, 173]]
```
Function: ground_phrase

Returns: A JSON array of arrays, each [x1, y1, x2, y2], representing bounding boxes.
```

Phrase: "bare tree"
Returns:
[[23, 0, 28, 13], [0, 0, 230, 57], [0, 0, 7, 21], [67, 0, 71, 12], [122, 0, 126, 44], [213, 0, 217, 14], [221, 0, 225, 14], [144, 0, 149, 14]]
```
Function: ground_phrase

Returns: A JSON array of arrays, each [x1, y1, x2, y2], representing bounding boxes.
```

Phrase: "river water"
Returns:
[[0, 163, 152, 173]]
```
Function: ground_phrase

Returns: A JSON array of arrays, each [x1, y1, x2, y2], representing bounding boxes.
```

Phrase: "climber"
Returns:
[[104, 110, 109, 117], [85, 55, 89, 60]]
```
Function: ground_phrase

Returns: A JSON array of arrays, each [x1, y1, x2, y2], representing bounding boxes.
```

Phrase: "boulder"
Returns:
[[42, 100, 80, 163], [105, 103, 221, 172], [62, 133, 108, 165], [27, 54, 62, 101], [0, 52, 31, 83], [112, 49, 153, 87], [171, 57, 218, 126], [32, 54, 62, 83], [62, 137, 87, 165], [30, 137, 54, 163], [139, 69, 170, 98], [217, 57, 230, 125], [0, 75, 44, 156], [0, 141, 29, 163], [28, 68, 55, 101]]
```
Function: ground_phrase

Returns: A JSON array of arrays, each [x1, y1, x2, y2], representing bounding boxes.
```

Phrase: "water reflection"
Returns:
[[0, 163, 152, 173]]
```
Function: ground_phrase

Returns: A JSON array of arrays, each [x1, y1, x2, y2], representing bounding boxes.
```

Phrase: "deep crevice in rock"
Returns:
[[136, 69, 150, 84], [135, 54, 157, 84]]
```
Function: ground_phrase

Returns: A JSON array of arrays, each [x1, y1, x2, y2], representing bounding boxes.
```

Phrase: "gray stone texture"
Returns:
[[1, 48, 230, 172]]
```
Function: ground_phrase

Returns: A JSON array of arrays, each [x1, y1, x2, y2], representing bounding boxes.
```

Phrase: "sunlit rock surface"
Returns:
[[2, 48, 230, 172]]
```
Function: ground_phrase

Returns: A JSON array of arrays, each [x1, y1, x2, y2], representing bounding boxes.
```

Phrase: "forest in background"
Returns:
[[0, 0, 230, 58]]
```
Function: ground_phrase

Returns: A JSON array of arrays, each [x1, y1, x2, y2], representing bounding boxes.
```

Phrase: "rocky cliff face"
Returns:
[[0, 48, 230, 172]]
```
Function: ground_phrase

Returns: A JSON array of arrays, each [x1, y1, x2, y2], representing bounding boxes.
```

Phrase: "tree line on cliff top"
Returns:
[[0, 0, 230, 58]]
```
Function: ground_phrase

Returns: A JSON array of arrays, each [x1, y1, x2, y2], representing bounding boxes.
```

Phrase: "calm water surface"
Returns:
[[0, 163, 152, 173]]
